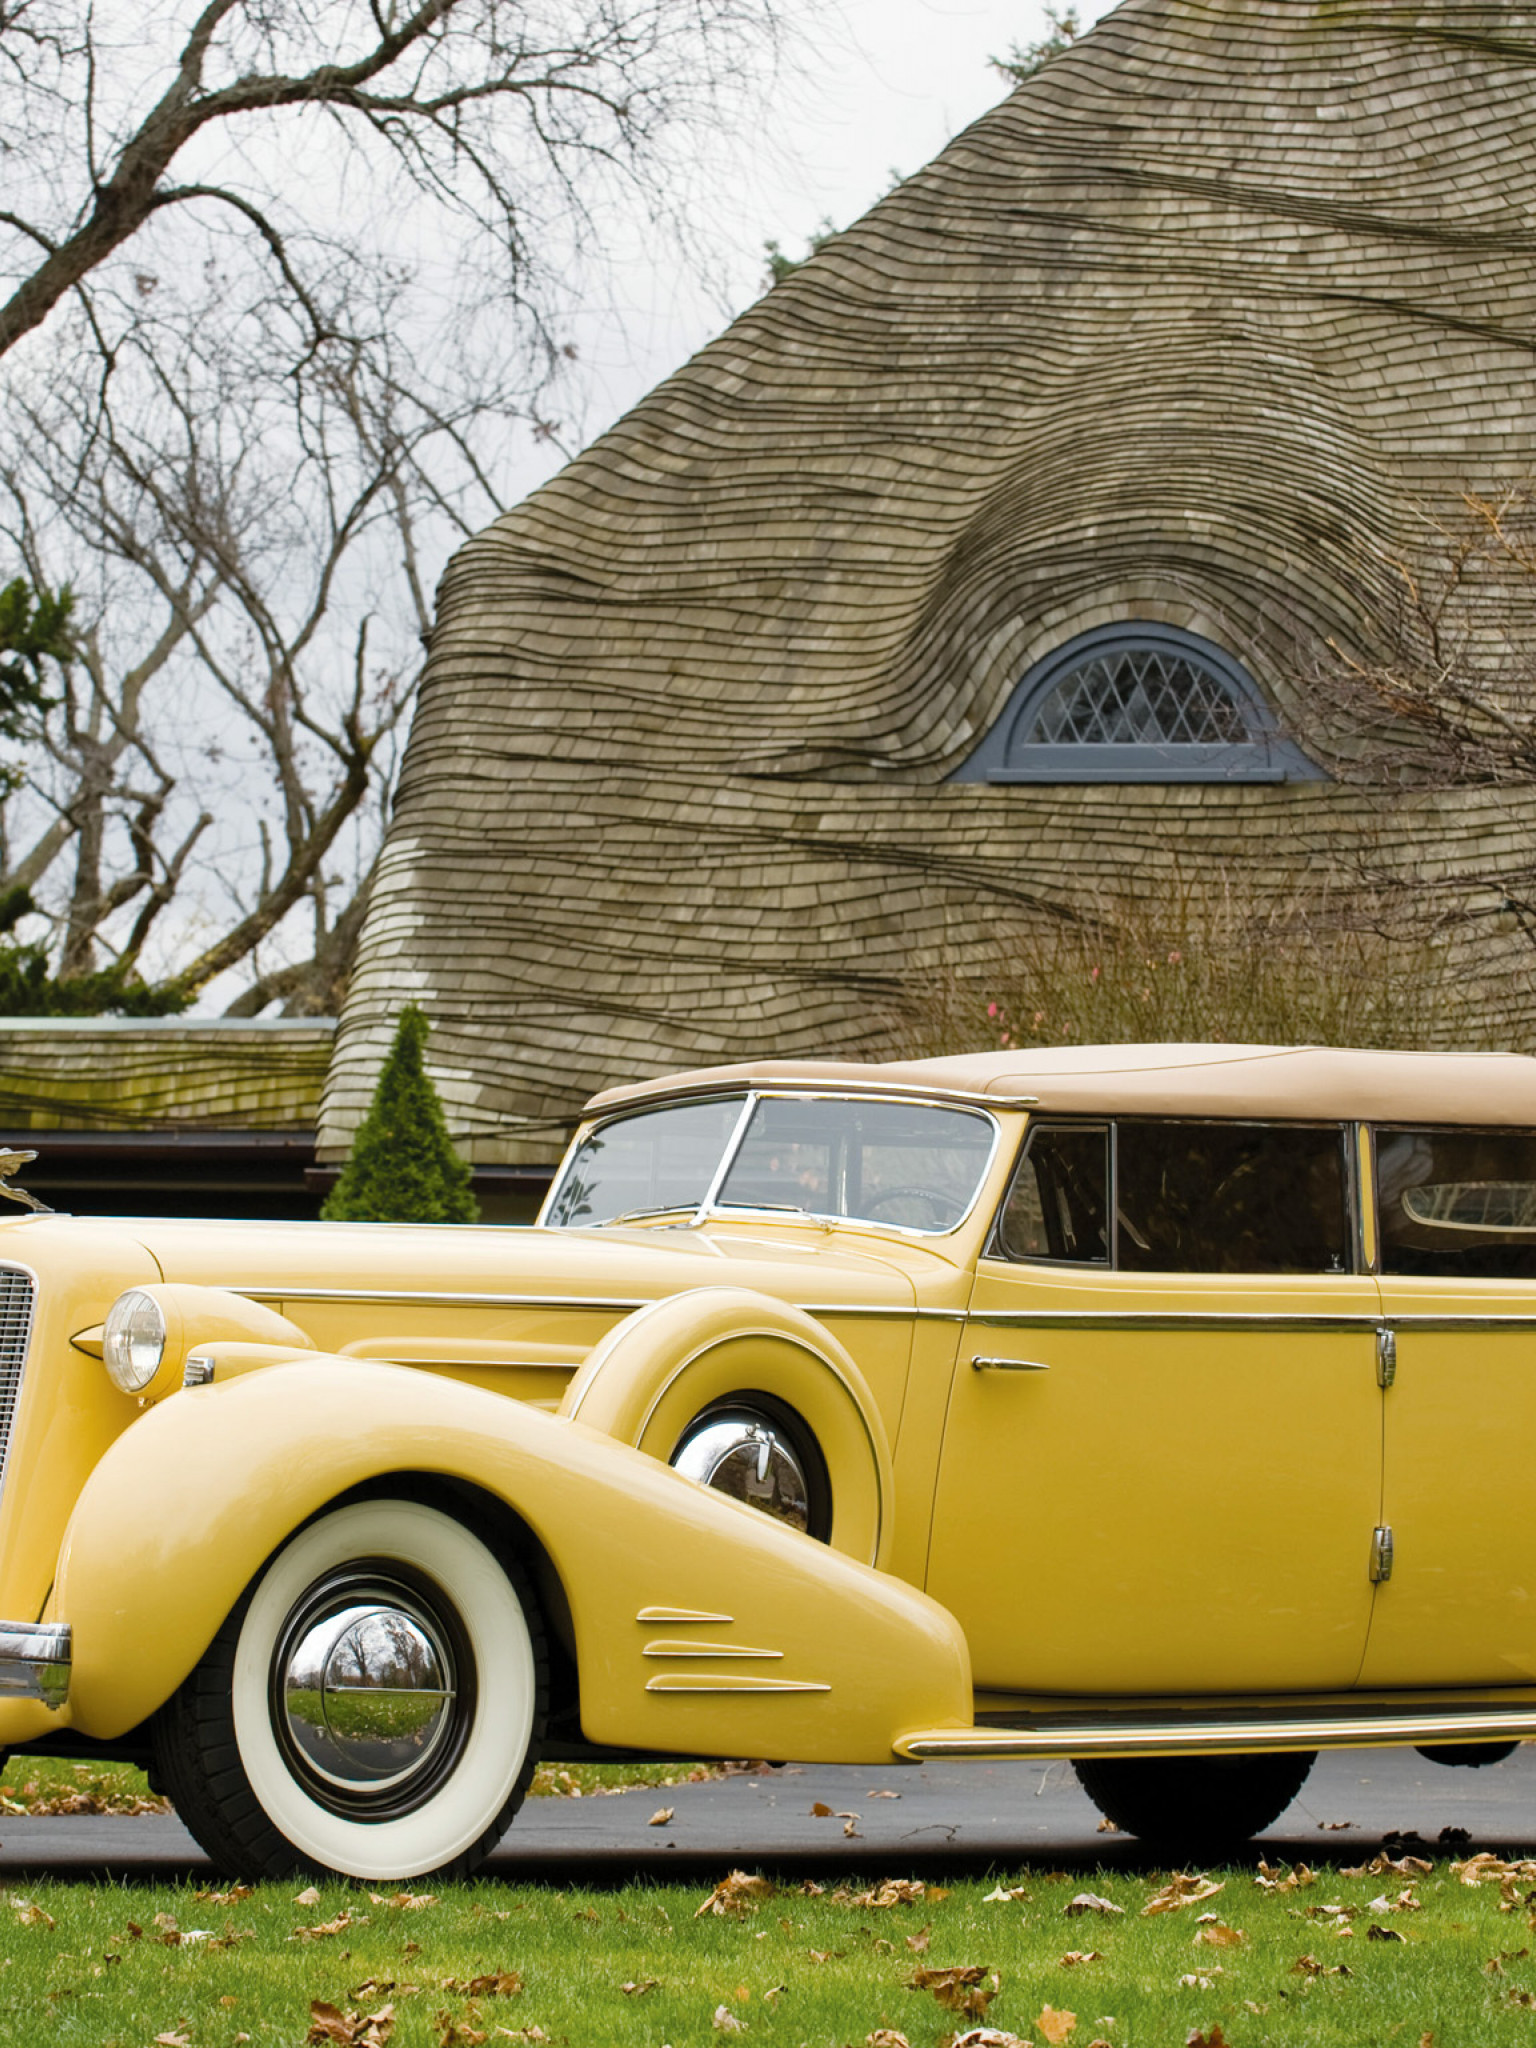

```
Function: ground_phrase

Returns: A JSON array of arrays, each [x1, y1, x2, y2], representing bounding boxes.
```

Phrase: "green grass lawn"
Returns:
[[0, 1841, 1533, 2045]]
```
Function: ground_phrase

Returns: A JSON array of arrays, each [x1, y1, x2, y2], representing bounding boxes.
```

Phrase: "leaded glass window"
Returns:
[[952, 624, 1324, 784]]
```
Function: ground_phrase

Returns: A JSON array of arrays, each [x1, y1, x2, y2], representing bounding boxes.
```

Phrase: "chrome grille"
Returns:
[[0, 1264, 37, 1503]]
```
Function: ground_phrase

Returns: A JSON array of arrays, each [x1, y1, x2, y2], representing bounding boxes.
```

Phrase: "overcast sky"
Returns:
[[518, 0, 1121, 496]]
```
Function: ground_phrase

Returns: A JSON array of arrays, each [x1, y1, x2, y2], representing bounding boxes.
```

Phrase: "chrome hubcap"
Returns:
[[271, 1566, 471, 1818], [671, 1414, 811, 1532]]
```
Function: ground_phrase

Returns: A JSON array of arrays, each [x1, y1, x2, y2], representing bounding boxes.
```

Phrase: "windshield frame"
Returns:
[[541, 1087, 1003, 1238]]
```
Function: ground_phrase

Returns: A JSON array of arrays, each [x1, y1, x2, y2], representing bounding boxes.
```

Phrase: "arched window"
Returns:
[[952, 625, 1323, 784]]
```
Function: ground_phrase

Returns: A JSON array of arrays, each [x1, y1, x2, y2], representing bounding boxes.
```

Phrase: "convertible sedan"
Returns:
[[1, 1041, 1534, 1877]]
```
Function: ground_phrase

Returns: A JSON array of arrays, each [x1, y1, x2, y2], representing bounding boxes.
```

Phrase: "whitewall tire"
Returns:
[[152, 1497, 544, 1881]]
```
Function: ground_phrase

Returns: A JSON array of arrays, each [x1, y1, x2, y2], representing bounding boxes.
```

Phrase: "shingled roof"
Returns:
[[323, 0, 1536, 1166]]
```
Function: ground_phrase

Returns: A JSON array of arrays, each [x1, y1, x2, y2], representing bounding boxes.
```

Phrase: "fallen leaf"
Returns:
[[712, 2005, 746, 2033], [649, 1807, 675, 1827], [1367, 1923, 1408, 1943], [1059, 1951, 1103, 1967], [291, 1910, 367, 1940], [865, 2033, 910, 2048], [834, 1879, 943, 1909], [369, 1892, 439, 1911], [1095, 1818, 1120, 1833], [983, 1885, 1031, 1905], [906, 1965, 999, 2019], [1293, 1954, 1352, 1979], [1037, 2005, 1076, 2043], [696, 1871, 777, 1919], [950, 2031, 1031, 2047], [9, 1897, 54, 1929], [868, 1789, 902, 1799], [1177, 1972, 1221, 1991], [154, 2034, 192, 2048], [1143, 1876, 1223, 1916], [905, 1925, 932, 1955], [433, 2014, 487, 2048], [197, 1885, 253, 1904], [294, 1885, 323, 1906], [444, 1973, 522, 1997], [1065, 1893, 1124, 1919], [307, 2001, 399, 2047], [1255, 1861, 1316, 1893], [806, 1949, 843, 1963], [495, 2031, 548, 2044], [1316, 1819, 1356, 1831], [1193, 1922, 1246, 1950], [620, 1979, 660, 1996], [843, 1816, 863, 1838], [811, 1801, 834, 1816], [1186, 2029, 1231, 2048]]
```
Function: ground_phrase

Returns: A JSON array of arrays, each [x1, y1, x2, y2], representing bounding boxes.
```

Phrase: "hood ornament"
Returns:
[[0, 1149, 52, 1215]]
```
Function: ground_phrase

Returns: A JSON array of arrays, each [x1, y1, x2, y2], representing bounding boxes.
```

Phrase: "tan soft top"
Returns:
[[587, 1044, 1536, 1127]]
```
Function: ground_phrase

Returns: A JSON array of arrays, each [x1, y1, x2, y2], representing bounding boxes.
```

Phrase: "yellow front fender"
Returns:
[[55, 1357, 972, 1761]]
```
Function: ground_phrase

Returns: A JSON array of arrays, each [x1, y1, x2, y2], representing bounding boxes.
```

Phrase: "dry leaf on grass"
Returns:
[[1059, 1952, 1103, 1967], [1255, 1861, 1315, 1893], [835, 1879, 944, 1909], [1293, 1954, 1352, 1979], [1037, 2005, 1077, 2043], [949, 2031, 1031, 2047], [983, 1885, 1031, 1905], [294, 1886, 323, 1906], [1367, 1924, 1408, 1943], [712, 2004, 746, 2033], [696, 1871, 777, 1918], [1192, 1921, 1245, 1950], [291, 1910, 367, 1940], [197, 1885, 253, 1904], [1143, 1876, 1223, 1916], [1341, 1853, 1432, 1879], [1065, 1893, 1124, 1919], [1186, 2029, 1231, 2048], [307, 2000, 396, 2047], [1177, 1972, 1222, 1991], [865, 2032, 910, 2048], [442, 1974, 522, 1998], [906, 1965, 999, 2019], [154, 2033, 192, 2048], [905, 1925, 932, 1954], [649, 1807, 675, 1827], [368, 1891, 438, 1910], [9, 1897, 54, 1928], [806, 1948, 843, 1963]]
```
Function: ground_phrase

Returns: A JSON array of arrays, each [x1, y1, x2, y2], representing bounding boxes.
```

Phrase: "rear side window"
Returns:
[[1117, 1121, 1349, 1274], [997, 1119, 1351, 1273], [1377, 1128, 1536, 1278]]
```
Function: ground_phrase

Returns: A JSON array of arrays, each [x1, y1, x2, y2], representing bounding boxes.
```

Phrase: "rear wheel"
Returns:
[[669, 1394, 832, 1541], [1072, 1751, 1316, 1860], [151, 1498, 545, 1881]]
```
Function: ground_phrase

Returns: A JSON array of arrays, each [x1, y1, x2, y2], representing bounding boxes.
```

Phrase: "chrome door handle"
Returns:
[[970, 1355, 1050, 1373]]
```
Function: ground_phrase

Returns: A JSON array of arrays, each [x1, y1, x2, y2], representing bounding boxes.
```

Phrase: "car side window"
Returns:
[[997, 1124, 1110, 1263], [1116, 1121, 1350, 1274], [1376, 1127, 1536, 1278]]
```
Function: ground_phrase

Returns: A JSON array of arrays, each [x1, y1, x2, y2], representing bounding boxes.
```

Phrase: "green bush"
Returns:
[[321, 1004, 478, 1223]]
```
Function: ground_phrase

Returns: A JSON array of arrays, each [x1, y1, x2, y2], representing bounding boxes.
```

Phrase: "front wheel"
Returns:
[[151, 1498, 545, 1881], [1072, 1751, 1316, 1861]]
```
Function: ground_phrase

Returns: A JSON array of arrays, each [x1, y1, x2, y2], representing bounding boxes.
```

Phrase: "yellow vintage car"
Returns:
[[2, 1041, 1535, 1879]]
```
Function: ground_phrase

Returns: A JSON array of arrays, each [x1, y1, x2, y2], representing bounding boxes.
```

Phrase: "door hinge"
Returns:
[[1376, 1328, 1397, 1389], [1369, 1525, 1395, 1583]]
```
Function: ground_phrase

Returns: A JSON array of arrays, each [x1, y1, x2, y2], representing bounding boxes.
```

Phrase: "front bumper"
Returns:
[[0, 1622, 71, 1708]]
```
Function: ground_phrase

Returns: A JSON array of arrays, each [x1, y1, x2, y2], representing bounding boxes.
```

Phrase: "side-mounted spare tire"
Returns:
[[151, 1496, 546, 1881]]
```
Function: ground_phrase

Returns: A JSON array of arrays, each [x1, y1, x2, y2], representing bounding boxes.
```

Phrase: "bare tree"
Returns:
[[0, 0, 790, 1010]]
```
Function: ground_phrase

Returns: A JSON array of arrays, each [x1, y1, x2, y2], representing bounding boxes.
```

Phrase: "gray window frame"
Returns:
[[952, 623, 1325, 785]]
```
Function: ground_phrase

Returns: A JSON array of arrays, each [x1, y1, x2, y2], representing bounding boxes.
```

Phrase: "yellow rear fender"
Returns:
[[559, 1286, 894, 1568], [54, 1356, 970, 1760]]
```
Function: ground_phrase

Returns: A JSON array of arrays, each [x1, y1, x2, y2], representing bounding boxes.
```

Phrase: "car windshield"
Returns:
[[544, 1094, 996, 1233]]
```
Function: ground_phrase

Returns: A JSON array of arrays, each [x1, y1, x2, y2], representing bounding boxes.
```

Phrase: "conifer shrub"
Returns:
[[321, 1004, 478, 1223]]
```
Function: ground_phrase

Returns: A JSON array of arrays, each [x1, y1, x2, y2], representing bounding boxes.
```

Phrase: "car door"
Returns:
[[1358, 1125, 1536, 1688], [925, 1117, 1382, 1697]]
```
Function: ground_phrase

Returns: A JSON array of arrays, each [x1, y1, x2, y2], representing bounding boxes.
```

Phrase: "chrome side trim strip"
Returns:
[[0, 1620, 71, 1708], [896, 1704, 1536, 1762], [230, 1288, 653, 1312], [645, 1673, 830, 1694], [967, 1310, 1381, 1333], [636, 1606, 734, 1624], [642, 1640, 782, 1659]]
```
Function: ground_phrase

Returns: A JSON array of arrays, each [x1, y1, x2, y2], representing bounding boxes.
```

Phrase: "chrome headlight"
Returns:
[[103, 1288, 167, 1394]]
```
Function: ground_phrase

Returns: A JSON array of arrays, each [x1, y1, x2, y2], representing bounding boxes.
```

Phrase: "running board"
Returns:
[[894, 1703, 1536, 1762]]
